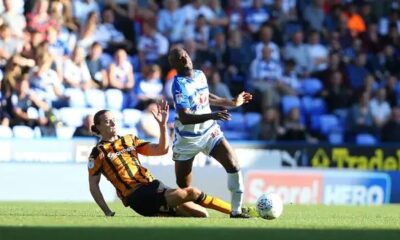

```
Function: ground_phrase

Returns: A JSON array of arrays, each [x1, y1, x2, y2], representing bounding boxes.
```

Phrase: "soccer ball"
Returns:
[[256, 192, 283, 220]]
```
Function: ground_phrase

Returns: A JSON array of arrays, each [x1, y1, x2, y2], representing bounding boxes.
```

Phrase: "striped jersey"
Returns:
[[88, 134, 154, 202], [172, 69, 215, 137]]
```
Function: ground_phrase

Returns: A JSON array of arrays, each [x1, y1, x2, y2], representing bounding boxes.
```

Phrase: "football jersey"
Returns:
[[172, 69, 215, 137], [88, 134, 154, 202]]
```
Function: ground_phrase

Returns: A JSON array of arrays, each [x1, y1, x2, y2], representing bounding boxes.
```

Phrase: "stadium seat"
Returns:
[[59, 107, 86, 127], [224, 112, 246, 131], [64, 88, 86, 108], [105, 89, 124, 111], [100, 53, 113, 68], [168, 109, 176, 124], [223, 130, 249, 140], [356, 133, 377, 145], [319, 114, 340, 135], [129, 55, 141, 73], [244, 112, 262, 130], [301, 78, 323, 96], [119, 127, 138, 136], [56, 126, 76, 139], [12, 125, 34, 139], [122, 109, 142, 127], [85, 89, 106, 109], [281, 95, 300, 115], [328, 132, 344, 144], [0, 126, 13, 138]]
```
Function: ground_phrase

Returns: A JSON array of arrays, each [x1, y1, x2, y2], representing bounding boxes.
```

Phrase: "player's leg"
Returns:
[[175, 202, 208, 217], [209, 138, 247, 218], [164, 187, 231, 216], [174, 157, 195, 188]]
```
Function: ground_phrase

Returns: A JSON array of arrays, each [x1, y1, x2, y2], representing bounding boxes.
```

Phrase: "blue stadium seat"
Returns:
[[100, 53, 113, 68], [356, 133, 377, 145], [65, 88, 86, 108], [224, 112, 246, 131], [328, 132, 344, 144], [301, 78, 323, 96], [244, 112, 262, 130], [85, 89, 106, 109], [12, 125, 34, 139], [119, 127, 138, 136], [56, 126, 76, 139], [59, 107, 86, 127], [282, 95, 300, 115], [105, 89, 124, 111], [223, 130, 249, 140], [122, 109, 142, 127], [319, 114, 340, 135], [0, 126, 13, 138]]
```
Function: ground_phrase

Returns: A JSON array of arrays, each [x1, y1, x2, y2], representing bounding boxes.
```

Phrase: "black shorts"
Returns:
[[127, 180, 176, 216]]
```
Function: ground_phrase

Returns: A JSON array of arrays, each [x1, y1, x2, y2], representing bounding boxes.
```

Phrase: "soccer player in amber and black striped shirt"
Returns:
[[88, 100, 233, 217]]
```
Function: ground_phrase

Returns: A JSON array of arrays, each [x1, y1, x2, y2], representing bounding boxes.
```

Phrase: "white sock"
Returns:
[[227, 171, 244, 215]]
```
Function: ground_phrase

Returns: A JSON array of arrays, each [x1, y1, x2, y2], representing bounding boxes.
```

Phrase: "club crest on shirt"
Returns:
[[88, 157, 95, 169], [175, 93, 183, 104]]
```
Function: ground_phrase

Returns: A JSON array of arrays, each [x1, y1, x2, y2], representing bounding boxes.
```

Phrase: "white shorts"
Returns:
[[172, 124, 224, 161]]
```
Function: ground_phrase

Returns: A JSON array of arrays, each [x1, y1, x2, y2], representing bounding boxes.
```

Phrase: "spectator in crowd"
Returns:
[[185, 14, 210, 51], [207, 66, 232, 101], [108, 49, 135, 108], [252, 107, 284, 141], [322, 71, 352, 115], [254, 24, 280, 61], [303, 0, 325, 31], [245, 0, 269, 35], [9, 74, 49, 127], [283, 30, 310, 75], [346, 2, 366, 37], [208, 0, 229, 38], [157, 0, 186, 43], [381, 107, 400, 142], [369, 87, 391, 129], [137, 22, 169, 69], [0, 0, 26, 39], [346, 52, 369, 90], [26, 0, 57, 34], [306, 31, 328, 73], [280, 107, 307, 141], [208, 30, 227, 71], [250, 46, 282, 108], [135, 64, 163, 109], [95, 8, 132, 54], [0, 24, 22, 68], [182, 0, 214, 32], [226, 0, 246, 31], [28, 51, 68, 108], [72, 0, 100, 27], [63, 46, 93, 90], [385, 74, 398, 107], [347, 91, 376, 138], [86, 42, 108, 89], [77, 11, 98, 53], [73, 114, 96, 138], [279, 58, 300, 96]]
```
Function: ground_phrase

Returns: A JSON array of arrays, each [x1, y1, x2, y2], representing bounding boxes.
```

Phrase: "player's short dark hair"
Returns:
[[168, 47, 182, 68], [91, 109, 109, 134]]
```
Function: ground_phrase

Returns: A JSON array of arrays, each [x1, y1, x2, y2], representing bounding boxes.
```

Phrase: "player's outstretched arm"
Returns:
[[209, 92, 253, 108], [89, 174, 115, 217], [178, 108, 232, 125]]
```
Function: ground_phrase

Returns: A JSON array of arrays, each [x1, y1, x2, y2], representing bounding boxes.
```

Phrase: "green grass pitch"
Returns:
[[0, 202, 399, 240]]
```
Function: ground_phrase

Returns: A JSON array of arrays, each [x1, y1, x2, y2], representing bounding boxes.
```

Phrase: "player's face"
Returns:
[[97, 112, 117, 137], [177, 49, 193, 71]]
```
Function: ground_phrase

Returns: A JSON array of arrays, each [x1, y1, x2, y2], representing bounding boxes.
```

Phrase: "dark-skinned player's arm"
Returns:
[[209, 92, 253, 108], [89, 174, 115, 217]]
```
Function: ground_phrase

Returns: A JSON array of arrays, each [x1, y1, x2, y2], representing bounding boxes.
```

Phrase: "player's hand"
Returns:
[[233, 91, 253, 107], [105, 211, 115, 217], [151, 99, 169, 126], [212, 110, 231, 121]]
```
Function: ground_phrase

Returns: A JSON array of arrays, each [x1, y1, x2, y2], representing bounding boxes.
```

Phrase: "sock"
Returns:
[[228, 171, 244, 215], [195, 192, 231, 214]]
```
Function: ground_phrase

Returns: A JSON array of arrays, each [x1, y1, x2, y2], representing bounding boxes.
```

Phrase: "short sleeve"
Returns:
[[132, 135, 150, 155], [88, 147, 104, 176], [172, 79, 190, 110]]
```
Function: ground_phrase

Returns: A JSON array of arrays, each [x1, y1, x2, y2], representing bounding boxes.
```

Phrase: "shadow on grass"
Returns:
[[1, 227, 399, 240]]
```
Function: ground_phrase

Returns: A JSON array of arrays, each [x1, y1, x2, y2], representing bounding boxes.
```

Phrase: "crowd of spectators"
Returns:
[[1, 0, 400, 144]]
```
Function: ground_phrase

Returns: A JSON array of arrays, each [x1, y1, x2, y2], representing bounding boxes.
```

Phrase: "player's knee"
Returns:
[[184, 187, 200, 200]]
